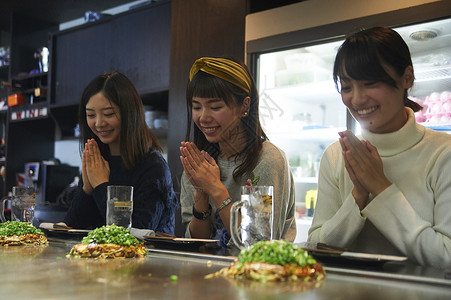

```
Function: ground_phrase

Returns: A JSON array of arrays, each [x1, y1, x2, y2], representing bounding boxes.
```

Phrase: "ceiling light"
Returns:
[[409, 29, 438, 41]]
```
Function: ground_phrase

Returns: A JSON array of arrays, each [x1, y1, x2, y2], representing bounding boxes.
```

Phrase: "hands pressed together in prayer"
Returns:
[[179, 142, 223, 197], [82, 139, 110, 195], [338, 131, 392, 210], [180, 141, 232, 238]]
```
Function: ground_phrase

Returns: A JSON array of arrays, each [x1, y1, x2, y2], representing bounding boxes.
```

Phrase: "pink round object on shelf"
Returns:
[[443, 100, 451, 112], [440, 91, 450, 101], [430, 92, 441, 102]]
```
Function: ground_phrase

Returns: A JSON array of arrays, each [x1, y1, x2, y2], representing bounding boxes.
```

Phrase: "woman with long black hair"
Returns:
[[63, 71, 177, 234]]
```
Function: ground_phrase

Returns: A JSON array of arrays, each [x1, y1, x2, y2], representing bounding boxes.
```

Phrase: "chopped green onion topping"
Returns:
[[81, 225, 141, 247], [237, 240, 317, 268], [0, 221, 44, 236]]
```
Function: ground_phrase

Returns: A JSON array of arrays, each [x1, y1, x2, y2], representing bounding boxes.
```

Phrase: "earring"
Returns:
[[243, 111, 249, 117]]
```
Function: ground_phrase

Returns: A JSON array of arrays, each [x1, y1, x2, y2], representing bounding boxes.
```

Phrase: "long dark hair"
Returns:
[[185, 58, 267, 181], [333, 26, 422, 112], [78, 71, 161, 169]]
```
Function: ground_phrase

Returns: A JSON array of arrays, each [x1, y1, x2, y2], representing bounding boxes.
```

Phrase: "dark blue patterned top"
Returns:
[[63, 150, 177, 234], [213, 213, 231, 248]]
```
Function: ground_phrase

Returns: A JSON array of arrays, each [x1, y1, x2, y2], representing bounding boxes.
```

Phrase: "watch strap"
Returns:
[[192, 204, 211, 220]]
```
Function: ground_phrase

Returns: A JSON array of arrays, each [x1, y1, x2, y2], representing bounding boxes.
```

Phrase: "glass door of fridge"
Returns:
[[256, 39, 346, 242], [393, 17, 451, 133]]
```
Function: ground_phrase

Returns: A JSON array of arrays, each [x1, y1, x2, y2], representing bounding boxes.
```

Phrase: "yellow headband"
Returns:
[[189, 57, 252, 95]]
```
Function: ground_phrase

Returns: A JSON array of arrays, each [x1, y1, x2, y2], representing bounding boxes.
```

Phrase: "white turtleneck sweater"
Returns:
[[308, 108, 451, 269]]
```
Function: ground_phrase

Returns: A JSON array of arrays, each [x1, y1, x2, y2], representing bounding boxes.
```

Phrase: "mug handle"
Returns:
[[0, 197, 10, 223], [230, 200, 247, 250]]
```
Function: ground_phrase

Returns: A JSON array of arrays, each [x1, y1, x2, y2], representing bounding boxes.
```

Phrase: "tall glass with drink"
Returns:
[[106, 185, 133, 229]]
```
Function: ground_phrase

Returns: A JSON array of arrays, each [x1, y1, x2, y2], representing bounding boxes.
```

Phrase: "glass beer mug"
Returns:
[[0, 186, 36, 224], [230, 186, 274, 250]]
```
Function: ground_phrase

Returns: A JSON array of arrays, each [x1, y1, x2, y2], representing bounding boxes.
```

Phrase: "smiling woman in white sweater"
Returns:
[[307, 27, 451, 269]]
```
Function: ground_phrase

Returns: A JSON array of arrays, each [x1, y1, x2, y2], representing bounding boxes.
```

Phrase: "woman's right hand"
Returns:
[[82, 141, 94, 195], [339, 131, 370, 209]]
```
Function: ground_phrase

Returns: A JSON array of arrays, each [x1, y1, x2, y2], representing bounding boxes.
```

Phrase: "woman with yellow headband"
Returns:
[[179, 57, 296, 247]]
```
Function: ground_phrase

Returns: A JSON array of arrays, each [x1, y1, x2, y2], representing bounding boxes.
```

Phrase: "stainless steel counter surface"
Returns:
[[1, 239, 450, 300]]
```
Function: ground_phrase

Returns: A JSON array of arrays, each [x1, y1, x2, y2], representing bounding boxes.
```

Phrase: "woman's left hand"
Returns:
[[180, 142, 222, 196], [339, 131, 392, 198]]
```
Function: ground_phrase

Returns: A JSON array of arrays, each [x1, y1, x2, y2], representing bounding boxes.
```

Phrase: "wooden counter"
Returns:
[[1, 238, 450, 299]]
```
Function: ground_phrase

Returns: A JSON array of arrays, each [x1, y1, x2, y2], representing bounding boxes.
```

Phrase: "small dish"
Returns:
[[303, 247, 407, 268], [39, 223, 91, 240], [143, 236, 219, 251]]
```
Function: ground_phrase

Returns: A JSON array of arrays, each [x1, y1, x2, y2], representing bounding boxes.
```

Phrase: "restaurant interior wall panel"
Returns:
[[51, 22, 112, 107], [110, 2, 171, 95], [51, 2, 171, 109]]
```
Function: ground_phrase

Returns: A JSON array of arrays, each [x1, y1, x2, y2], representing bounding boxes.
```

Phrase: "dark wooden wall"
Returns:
[[168, 0, 247, 236]]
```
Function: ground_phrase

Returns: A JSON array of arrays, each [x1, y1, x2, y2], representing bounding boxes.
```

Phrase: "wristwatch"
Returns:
[[192, 204, 212, 220]]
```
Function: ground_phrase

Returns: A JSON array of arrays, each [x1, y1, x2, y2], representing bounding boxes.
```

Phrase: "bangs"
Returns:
[[187, 71, 238, 107], [333, 35, 396, 90]]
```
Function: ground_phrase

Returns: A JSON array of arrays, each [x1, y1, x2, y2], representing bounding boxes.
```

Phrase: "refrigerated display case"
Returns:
[[397, 18, 451, 132], [256, 40, 347, 241], [247, 3, 451, 242]]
